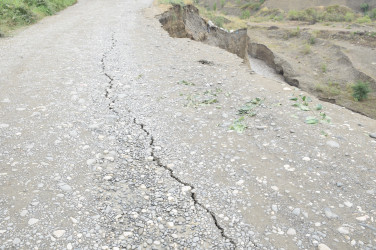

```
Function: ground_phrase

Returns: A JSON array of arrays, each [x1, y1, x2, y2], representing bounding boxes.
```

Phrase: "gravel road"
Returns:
[[1, 0, 376, 249]]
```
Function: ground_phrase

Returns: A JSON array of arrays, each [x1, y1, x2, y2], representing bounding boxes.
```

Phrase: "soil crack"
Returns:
[[101, 33, 118, 114], [133, 118, 238, 249]]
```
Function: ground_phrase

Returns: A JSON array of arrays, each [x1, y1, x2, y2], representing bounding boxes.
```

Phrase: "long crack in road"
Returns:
[[1, 0, 376, 249]]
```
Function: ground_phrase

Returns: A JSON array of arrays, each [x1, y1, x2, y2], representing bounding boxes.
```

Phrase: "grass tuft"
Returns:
[[0, 0, 77, 34]]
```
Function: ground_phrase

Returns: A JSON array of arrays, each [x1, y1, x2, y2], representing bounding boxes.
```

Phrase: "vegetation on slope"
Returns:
[[0, 0, 77, 36]]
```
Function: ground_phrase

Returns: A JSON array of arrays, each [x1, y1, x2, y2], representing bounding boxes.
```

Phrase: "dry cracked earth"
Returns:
[[0, 0, 376, 249]]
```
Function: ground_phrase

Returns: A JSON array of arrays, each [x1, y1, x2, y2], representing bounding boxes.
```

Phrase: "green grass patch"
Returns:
[[0, 0, 76, 34], [287, 5, 358, 23], [352, 81, 370, 101]]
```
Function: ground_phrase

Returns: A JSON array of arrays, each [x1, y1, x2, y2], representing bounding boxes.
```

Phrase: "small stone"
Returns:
[[336, 182, 343, 187], [318, 243, 331, 250], [344, 201, 353, 207], [236, 180, 244, 185], [193, 237, 200, 242], [182, 186, 192, 193], [287, 228, 296, 235], [271, 205, 278, 212], [271, 186, 279, 191], [0, 124, 9, 128], [123, 231, 133, 237], [70, 217, 78, 224], [59, 184, 72, 192], [13, 238, 21, 245], [326, 141, 339, 148], [28, 218, 39, 225], [86, 159, 96, 166], [103, 175, 113, 181], [356, 215, 369, 222], [292, 208, 300, 216], [20, 210, 28, 217], [67, 243, 73, 250], [369, 133, 376, 139], [366, 189, 374, 195], [337, 227, 349, 234], [53, 230, 66, 238], [302, 157, 310, 161], [324, 208, 338, 219], [167, 222, 174, 228]]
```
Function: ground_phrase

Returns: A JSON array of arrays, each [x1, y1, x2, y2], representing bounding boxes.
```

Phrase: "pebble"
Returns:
[[181, 186, 192, 193], [326, 141, 339, 148], [318, 243, 331, 250], [0, 124, 9, 128], [369, 133, 376, 139], [53, 230, 66, 238], [344, 201, 353, 207], [236, 180, 244, 185], [13, 238, 21, 245], [67, 243, 73, 250], [103, 175, 113, 181], [271, 204, 278, 212], [86, 159, 96, 166], [324, 208, 338, 219], [287, 228, 296, 235], [271, 186, 279, 191], [59, 183, 72, 192], [302, 156, 310, 161], [28, 218, 39, 226], [123, 231, 133, 237], [337, 227, 349, 234], [20, 210, 28, 217], [356, 215, 369, 222], [292, 208, 300, 216]]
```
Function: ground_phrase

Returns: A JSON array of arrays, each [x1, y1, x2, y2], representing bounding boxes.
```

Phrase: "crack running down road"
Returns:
[[1, 0, 376, 249]]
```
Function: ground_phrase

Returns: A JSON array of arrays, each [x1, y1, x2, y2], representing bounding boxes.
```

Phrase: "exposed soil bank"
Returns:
[[158, 5, 376, 119], [158, 4, 249, 62]]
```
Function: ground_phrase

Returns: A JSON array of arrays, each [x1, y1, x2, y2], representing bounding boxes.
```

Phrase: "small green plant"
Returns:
[[370, 8, 376, 19], [230, 116, 247, 133], [356, 15, 371, 23], [352, 81, 370, 101], [237, 97, 263, 116], [213, 16, 224, 27], [302, 44, 311, 55], [309, 36, 316, 45], [220, 0, 225, 8], [213, 3, 217, 11], [289, 26, 300, 37], [241, 10, 251, 19], [321, 63, 327, 73], [290, 95, 331, 125], [178, 80, 195, 86], [360, 3, 369, 13]]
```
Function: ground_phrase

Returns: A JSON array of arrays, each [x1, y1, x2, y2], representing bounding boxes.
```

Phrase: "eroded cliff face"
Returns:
[[158, 5, 376, 118], [158, 4, 249, 61]]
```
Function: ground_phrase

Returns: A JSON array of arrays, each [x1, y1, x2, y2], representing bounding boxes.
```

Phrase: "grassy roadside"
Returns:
[[0, 0, 77, 36], [156, 0, 376, 30]]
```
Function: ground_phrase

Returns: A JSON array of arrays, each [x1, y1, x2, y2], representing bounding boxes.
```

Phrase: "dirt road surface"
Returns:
[[1, 0, 376, 249]]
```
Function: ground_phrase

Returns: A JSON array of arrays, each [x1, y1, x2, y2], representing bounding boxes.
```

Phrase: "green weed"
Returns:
[[352, 81, 370, 101]]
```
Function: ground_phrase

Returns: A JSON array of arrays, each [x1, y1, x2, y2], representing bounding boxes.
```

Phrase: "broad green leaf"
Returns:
[[305, 116, 319, 124], [316, 104, 323, 110], [300, 105, 310, 111]]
